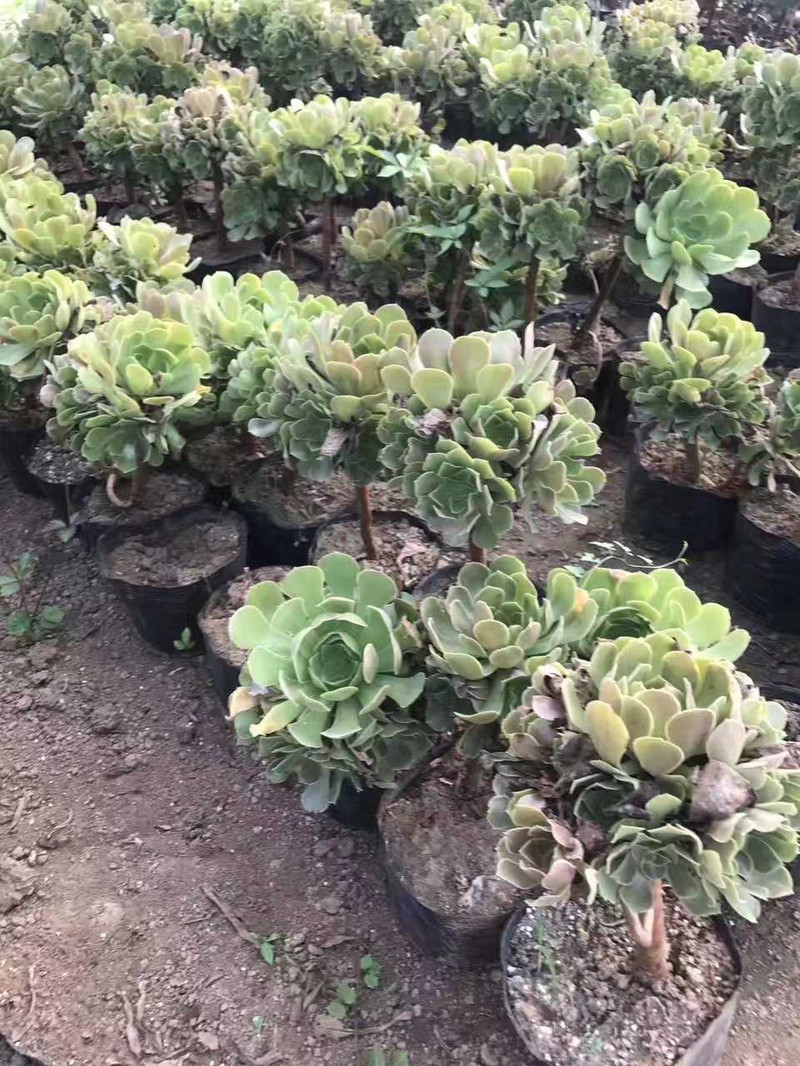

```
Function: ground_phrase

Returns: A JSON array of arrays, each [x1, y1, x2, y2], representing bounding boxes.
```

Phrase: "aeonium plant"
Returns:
[[489, 630, 800, 981], [43, 309, 213, 507], [420, 554, 750, 753], [619, 300, 770, 482], [378, 326, 605, 562], [226, 551, 431, 812], [740, 372, 800, 490]]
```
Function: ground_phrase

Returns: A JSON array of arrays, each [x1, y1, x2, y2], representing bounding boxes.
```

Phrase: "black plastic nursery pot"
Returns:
[[328, 778, 382, 831], [97, 505, 248, 653], [24, 441, 97, 523], [413, 562, 464, 601], [501, 906, 742, 1066], [725, 490, 800, 634], [0, 416, 46, 497], [378, 750, 518, 962], [752, 272, 800, 367], [708, 272, 756, 320], [624, 431, 740, 553], [198, 566, 289, 708]]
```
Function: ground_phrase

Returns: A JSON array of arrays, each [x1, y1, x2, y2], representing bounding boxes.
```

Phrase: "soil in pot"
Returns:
[[379, 749, 522, 960], [184, 425, 271, 488], [758, 227, 800, 274], [505, 898, 739, 1066], [535, 318, 624, 391], [232, 459, 355, 566], [311, 512, 463, 592], [98, 507, 247, 652], [625, 435, 744, 552], [25, 439, 96, 519], [198, 565, 288, 704], [727, 487, 800, 633], [76, 471, 206, 547]]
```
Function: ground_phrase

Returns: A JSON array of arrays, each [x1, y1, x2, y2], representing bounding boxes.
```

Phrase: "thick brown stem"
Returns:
[[213, 162, 227, 254], [105, 467, 148, 510], [579, 252, 623, 337], [684, 438, 702, 483], [626, 881, 671, 983], [356, 484, 377, 560], [447, 246, 471, 333], [124, 169, 136, 206], [468, 539, 486, 565], [279, 464, 298, 496], [172, 190, 188, 232], [322, 199, 336, 285], [282, 235, 295, 272], [523, 251, 540, 333], [63, 135, 87, 180]]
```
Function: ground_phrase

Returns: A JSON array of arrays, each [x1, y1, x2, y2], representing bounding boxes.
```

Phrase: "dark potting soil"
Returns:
[[757, 278, 800, 312], [536, 319, 625, 389], [726, 263, 769, 289], [78, 471, 205, 528], [312, 514, 463, 592], [184, 426, 270, 487], [380, 750, 521, 921], [107, 514, 241, 586], [641, 437, 746, 499], [25, 439, 94, 485], [0, 407, 48, 431], [200, 566, 289, 668], [506, 898, 738, 1066], [234, 459, 355, 525], [760, 227, 800, 258], [742, 488, 800, 544]]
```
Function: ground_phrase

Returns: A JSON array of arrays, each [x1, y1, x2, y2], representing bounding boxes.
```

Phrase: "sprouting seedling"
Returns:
[[173, 627, 196, 653], [360, 954, 381, 989], [369, 1048, 410, 1066], [0, 551, 65, 645], [326, 982, 358, 1020], [252, 1015, 265, 1039], [258, 933, 281, 965]]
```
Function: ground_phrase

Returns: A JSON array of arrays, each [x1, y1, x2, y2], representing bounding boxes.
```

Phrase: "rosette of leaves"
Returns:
[[161, 0, 241, 56], [0, 132, 41, 182], [92, 17, 204, 97], [620, 301, 769, 478], [420, 555, 601, 750], [741, 52, 800, 224], [465, 22, 536, 141], [222, 105, 300, 243], [47, 310, 212, 496], [378, 326, 605, 551], [271, 95, 364, 203], [672, 43, 733, 100], [91, 217, 199, 302], [226, 551, 430, 812], [254, 301, 417, 487], [0, 268, 95, 383], [315, 7, 392, 98], [624, 168, 771, 309], [0, 36, 34, 128], [609, 6, 680, 100], [740, 372, 800, 489], [351, 94, 429, 198], [200, 60, 269, 106], [392, 6, 474, 127], [0, 176, 96, 270], [17, 0, 75, 67], [13, 64, 86, 151], [341, 202, 419, 300], [476, 143, 586, 328], [491, 631, 800, 953], [369, 0, 441, 45], [404, 139, 501, 329]]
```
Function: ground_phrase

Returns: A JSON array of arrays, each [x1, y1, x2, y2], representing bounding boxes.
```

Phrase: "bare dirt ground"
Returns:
[[1, 442, 800, 1066]]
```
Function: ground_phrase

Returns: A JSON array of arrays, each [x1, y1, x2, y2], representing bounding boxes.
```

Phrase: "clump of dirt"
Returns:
[[506, 898, 739, 1066], [641, 437, 746, 498], [742, 487, 800, 543], [25, 440, 95, 485], [726, 263, 769, 289], [379, 750, 520, 921], [233, 459, 355, 527], [184, 426, 271, 487], [78, 471, 206, 533], [536, 319, 624, 377], [107, 515, 242, 586], [760, 227, 800, 259], [312, 513, 462, 591], [199, 566, 289, 667]]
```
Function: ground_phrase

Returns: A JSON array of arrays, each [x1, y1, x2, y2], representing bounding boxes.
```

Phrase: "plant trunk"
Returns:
[[792, 260, 800, 301], [124, 168, 136, 206], [579, 252, 623, 337], [105, 466, 148, 510], [447, 246, 471, 333], [625, 881, 671, 983], [523, 250, 540, 334], [172, 189, 189, 233], [63, 135, 87, 180], [322, 199, 336, 285], [684, 438, 702, 483], [356, 484, 377, 560], [468, 539, 485, 565], [212, 162, 226, 254], [282, 234, 295, 272]]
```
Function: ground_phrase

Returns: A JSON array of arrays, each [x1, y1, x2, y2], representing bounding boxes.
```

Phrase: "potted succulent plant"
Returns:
[[730, 373, 800, 632], [90, 216, 199, 302], [341, 202, 421, 303], [491, 627, 799, 1064], [13, 63, 87, 181], [620, 300, 770, 551], [226, 551, 432, 823], [377, 325, 605, 565]]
